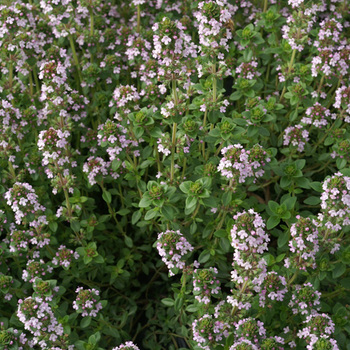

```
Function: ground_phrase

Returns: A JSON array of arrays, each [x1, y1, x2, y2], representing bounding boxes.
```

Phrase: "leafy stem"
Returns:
[[99, 182, 125, 236]]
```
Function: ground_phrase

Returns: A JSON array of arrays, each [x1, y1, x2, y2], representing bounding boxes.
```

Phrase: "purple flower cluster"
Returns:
[[301, 102, 332, 129], [6, 225, 51, 256], [261, 336, 285, 350], [97, 118, 139, 160], [229, 338, 259, 350], [83, 156, 119, 186], [109, 85, 140, 116], [192, 314, 230, 350], [152, 16, 197, 83], [230, 209, 269, 288], [307, 335, 339, 350], [331, 139, 350, 162], [156, 230, 193, 276], [319, 172, 350, 233], [157, 132, 192, 158], [282, 2, 320, 52], [73, 287, 103, 317], [283, 125, 309, 152], [194, 0, 233, 58], [258, 272, 288, 308], [37, 127, 77, 194], [22, 259, 52, 283], [288, 216, 319, 270], [297, 313, 336, 345], [289, 282, 321, 316], [17, 296, 65, 349], [235, 60, 261, 80], [4, 182, 46, 226], [218, 144, 270, 184], [193, 267, 221, 304], [234, 317, 266, 345], [334, 85, 350, 123], [231, 209, 269, 253], [111, 341, 140, 350], [0, 324, 27, 350], [52, 245, 79, 269]]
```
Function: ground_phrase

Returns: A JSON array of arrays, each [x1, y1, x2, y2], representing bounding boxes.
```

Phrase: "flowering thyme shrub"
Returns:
[[1, 0, 350, 349]]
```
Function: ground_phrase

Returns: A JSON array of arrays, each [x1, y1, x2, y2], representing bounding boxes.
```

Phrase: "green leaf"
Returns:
[[214, 229, 227, 238], [198, 250, 210, 264], [242, 48, 253, 62], [208, 110, 222, 123], [280, 211, 291, 220], [161, 205, 174, 220], [83, 255, 93, 265], [290, 96, 299, 105], [244, 89, 255, 98], [145, 209, 157, 221], [289, 109, 298, 121], [174, 296, 183, 312], [310, 181, 323, 192], [333, 263, 346, 279], [295, 159, 306, 169], [222, 191, 232, 206], [71, 220, 80, 233], [295, 177, 310, 189], [190, 221, 197, 235], [340, 278, 350, 289], [226, 334, 235, 348], [208, 128, 221, 137], [161, 298, 174, 307], [117, 208, 130, 216], [258, 126, 270, 137], [88, 332, 101, 345], [94, 255, 104, 264], [303, 196, 321, 205], [80, 316, 91, 328], [262, 114, 274, 123], [267, 216, 280, 229], [268, 201, 280, 213], [134, 126, 144, 139], [102, 190, 112, 204], [49, 221, 58, 233], [283, 196, 297, 210], [276, 253, 286, 262], [230, 91, 242, 101], [280, 176, 291, 188], [324, 136, 334, 146], [185, 304, 198, 312], [184, 206, 196, 215], [264, 254, 275, 266], [186, 196, 198, 210], [131, 210, 142, 225], [75, 340, 86, 350], [319, 271, 327, 281], [278, 230, 290, 248], [139, 196, 152, 208], [247, 125, 258, 138], [76, 247, 85, 256], [341, 168, 350, 176], [179, 181, 192, 194], [201, 196, 219, 208], [140, 159, 155, 169], [284, 92, 293, 99], [111, 159, 122, 171], [220, 237, 231, 253], [124, 236, 133, 248], [337, 158, 347, 170]]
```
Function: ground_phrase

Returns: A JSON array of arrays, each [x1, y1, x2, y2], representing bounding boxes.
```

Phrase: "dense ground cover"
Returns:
[[1, 0, 350, 349]]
